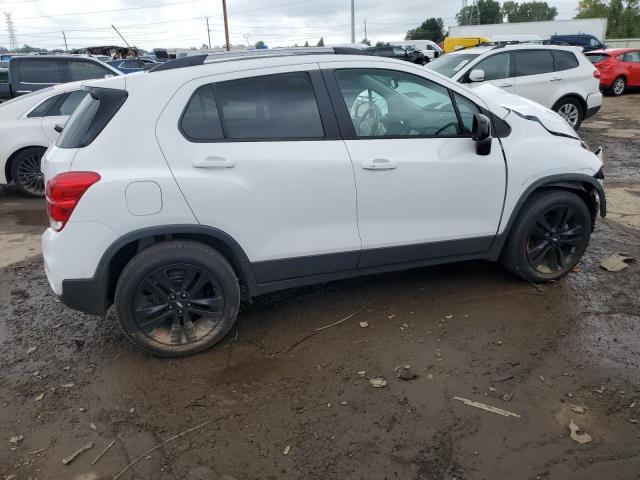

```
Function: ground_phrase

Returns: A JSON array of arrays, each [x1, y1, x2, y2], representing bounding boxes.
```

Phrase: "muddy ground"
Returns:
[[1, 95, 639, 480]]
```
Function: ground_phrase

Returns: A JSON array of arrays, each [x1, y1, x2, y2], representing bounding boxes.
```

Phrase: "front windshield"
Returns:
[[425, 54, 480, 77]]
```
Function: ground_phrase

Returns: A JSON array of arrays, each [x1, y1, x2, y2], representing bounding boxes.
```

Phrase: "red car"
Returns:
[[586, 48, 640, 96]]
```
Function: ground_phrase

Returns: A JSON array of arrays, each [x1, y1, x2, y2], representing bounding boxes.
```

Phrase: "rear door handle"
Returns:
[[362, 158, 397, 170], [550, 77, 562, 82], [192, 156, 235, 169], [497, 82, 513, 88]]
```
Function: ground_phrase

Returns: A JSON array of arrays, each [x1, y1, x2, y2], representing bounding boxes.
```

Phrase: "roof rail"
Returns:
[[149, 47, 371, 73]]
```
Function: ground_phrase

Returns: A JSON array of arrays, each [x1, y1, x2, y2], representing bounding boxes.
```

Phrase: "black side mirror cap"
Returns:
[[54, 124, 64, 133], [472, 113, 492, 156]]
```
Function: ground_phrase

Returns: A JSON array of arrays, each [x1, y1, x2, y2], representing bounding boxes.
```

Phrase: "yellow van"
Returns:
[[443, 37, 490, 54]]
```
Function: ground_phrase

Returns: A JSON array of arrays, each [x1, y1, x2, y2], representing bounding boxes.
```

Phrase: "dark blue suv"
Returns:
[[551, 34, 607, 52]]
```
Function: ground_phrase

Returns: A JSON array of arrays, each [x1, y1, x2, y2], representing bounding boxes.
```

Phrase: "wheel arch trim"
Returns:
[[490, 173, 606, 257], [64, 224, 258, 316]]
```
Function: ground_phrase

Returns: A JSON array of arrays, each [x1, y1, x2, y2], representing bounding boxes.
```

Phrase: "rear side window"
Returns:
[[28, 94, 62, 118], [18, 60, 65, 84], [514, 50, 554, 76], [553, 51, 579, 70], [67, 60, 111, 81], [216, 72, 324, 140], [180, 84, 224, 141], [586, 54, 609, 64], [57, 91, 89, 116], [57, 88, 127, 148], [622, 51, 640, 62]]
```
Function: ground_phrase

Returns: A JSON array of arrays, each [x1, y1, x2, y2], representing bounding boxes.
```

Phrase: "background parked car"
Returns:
[[365, 45, 426, 64], [0, 55, 121, 101], [586, 48, 640, 96], [392, 40, 442, 60], [107, 57, 159, 74], [426, 43, 602, 129], [550, 34, 607, 52], [0, 81, 87, 196]]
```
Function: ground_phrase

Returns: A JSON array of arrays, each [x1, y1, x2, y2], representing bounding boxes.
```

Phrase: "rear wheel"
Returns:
[[611, 76, 626, 96], [501, 190, 592, 283], [553, 98, 584, 130], [10, 147, 46, 197], [114, 241, 240, 357]]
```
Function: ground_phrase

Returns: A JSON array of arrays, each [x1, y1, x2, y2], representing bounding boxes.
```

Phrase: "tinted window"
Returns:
[[553, 50, 579, 70], [473, 53, 511, 81], [586, 53, 609, 64], [335, 69, 460, 137], [514, 50, 554, 76], [57, 91, 88, 116], [27, 94, 61, 118], [453, 93, 480, 134], [122, 59, 143, 68], [393, 47, 406, 55], [217, 72, 324, 139], [180, 84, 224, 141], [589, 37, 601, 47], [426, 54, 480, 78], [18, 60, 65, 83], [68, 60, 111, 81]]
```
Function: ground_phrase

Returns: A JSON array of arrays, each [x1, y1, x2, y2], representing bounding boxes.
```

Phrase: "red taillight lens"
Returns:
[[593, 69, 601, 78], [46, 172, 100, 231]]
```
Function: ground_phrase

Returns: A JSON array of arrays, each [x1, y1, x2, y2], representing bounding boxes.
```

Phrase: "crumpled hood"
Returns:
[[472, 83, 579, 139]]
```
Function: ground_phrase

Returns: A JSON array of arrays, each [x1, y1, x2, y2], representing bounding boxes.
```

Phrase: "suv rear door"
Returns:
[[512, 49, 558, 108], [156, 65, 361, 283]]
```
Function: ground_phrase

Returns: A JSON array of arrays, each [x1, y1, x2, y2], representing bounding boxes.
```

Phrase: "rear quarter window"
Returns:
[[553, 50, 579, 70]]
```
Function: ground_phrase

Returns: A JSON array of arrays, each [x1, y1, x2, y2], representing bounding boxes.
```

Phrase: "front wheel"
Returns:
[[114, 241, 240, 357], [553, 98, 584, 130], [501, 190, 592, 283], [10, 147, 46, 197]]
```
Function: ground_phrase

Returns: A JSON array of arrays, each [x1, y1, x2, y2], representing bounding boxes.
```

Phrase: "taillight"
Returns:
[[593, 69, 601, 78], [46, 172, 100, 231]]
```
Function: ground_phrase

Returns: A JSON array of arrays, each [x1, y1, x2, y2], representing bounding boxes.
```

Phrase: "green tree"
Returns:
[[317, 37, 325, 47], [502, 1, 558, 22], [456, 0, 502, 25], [405, 17, 445, 42], [361, 37, 371, 46], [304, 40, 310, 47], [375, 41, 390, 47], [254, 40, 267, 49], [576, 0, 640, 37]]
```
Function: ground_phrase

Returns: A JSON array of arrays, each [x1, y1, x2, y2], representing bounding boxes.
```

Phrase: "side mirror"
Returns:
[[472, 113, 492, 156], [54, 124, 64, 133], [468, 69, 485, 83]]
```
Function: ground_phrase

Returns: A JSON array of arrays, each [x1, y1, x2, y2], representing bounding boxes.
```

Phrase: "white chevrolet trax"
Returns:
[[42, 49, 606, 357]]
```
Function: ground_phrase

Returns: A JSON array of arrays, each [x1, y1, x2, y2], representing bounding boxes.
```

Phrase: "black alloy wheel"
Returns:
[[133, 264, 225, 346], [525, 204, 587, 274]]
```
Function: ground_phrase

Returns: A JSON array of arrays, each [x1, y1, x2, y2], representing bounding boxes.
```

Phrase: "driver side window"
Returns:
[[334, 69, 461, 138]]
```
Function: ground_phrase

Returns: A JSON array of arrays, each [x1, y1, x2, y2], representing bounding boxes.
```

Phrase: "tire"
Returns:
[[553, 97, 584, 130], [610, 76, 626, 96], [10, 147, 46, 197], [114, 241, 240, 357], [501, 190, 592, 283]]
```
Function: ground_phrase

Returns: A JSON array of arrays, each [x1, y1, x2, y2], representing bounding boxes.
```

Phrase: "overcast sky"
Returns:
[[1, 0, 581, 51]]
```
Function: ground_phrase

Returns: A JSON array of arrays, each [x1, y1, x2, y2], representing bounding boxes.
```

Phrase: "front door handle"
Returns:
[[550, 77, 562, 82], [362, 158, 397, 170], [192, 156, 235, 169]]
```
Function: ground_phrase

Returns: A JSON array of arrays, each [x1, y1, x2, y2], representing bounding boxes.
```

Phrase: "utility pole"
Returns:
[[350, 0, 355, 44], [206, 17, 211, 49], [221, 0, 230, 51], [4, 12, 18, 52], [62, 31, 68, 52], [364, 19, 367, 42]]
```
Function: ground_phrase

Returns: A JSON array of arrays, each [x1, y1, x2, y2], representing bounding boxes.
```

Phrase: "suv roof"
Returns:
[[448, 43, 580, 55]]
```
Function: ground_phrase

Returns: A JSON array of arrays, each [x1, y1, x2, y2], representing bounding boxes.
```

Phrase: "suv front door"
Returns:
[[156, 66, 361, 283], [324, 64, 506, 267], [466, 52, 516, 94]]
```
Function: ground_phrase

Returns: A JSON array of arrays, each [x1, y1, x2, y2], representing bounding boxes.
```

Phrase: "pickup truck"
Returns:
[[0, 55, 121, 101]]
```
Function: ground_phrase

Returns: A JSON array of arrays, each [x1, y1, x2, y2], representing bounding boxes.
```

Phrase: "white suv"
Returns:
[[426, 43, 603, 129], [42, 50, 606, 357]]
